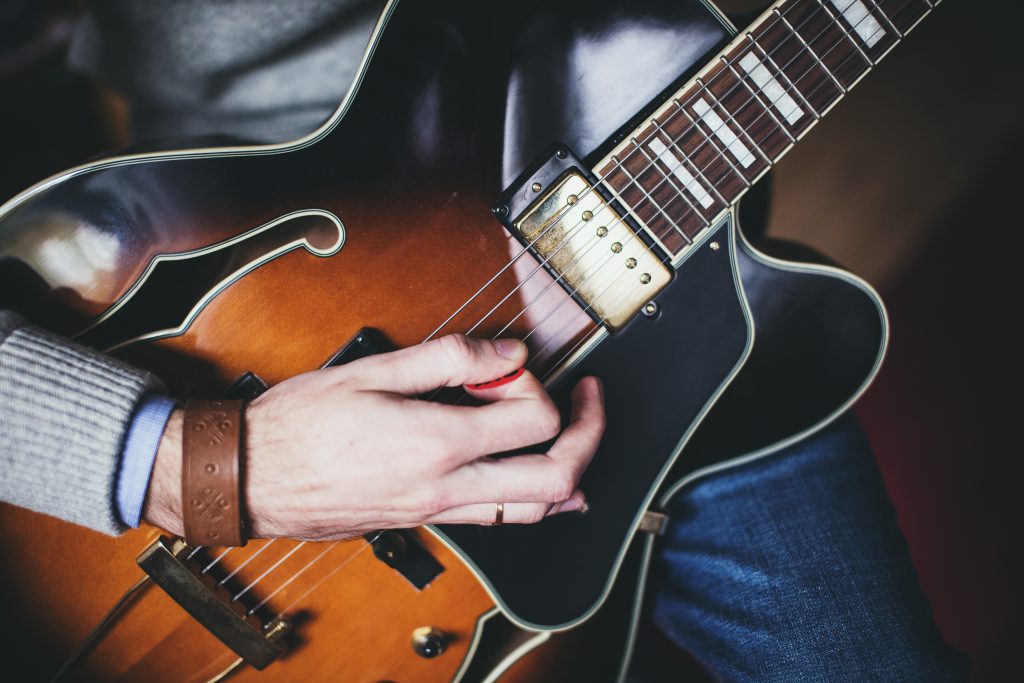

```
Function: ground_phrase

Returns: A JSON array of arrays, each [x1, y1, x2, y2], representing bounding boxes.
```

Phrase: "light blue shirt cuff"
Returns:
[[116, 394, 178, 528]]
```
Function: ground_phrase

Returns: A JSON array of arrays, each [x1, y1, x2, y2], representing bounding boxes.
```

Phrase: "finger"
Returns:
[[441, 376, 606, 502], [547, 489, 587, 516], [427, 493, 587, 525], [343, 334, 527, 395], [455, 370, 564, 456]]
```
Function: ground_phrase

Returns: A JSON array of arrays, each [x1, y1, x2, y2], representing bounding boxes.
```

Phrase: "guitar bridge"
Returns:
[[137, 537, 290, 670], [496, 147, 671, 330]]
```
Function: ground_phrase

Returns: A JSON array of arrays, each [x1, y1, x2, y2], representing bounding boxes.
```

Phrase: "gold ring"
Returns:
[[493, 502, 504, 525]]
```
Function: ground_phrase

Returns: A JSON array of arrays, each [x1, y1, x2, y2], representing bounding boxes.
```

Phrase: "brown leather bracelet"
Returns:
[[182, 399, 247, 547]]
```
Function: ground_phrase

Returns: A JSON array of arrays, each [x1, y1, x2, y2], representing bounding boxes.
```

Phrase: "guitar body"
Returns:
[[490, 226, 888, 682], [0, 0, 893, 680]]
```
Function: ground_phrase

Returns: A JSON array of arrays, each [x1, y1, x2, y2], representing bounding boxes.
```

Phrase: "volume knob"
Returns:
[[411, 626, 447, 658]]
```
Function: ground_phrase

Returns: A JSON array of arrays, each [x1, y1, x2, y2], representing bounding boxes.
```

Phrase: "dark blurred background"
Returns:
[[1, 0, 1019, 680]]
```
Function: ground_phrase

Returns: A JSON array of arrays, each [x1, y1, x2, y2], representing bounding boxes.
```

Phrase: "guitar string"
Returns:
[[216, 539, 276, 586], [209, 0, 903, 597], [202, 547, 234, 574], [532, 3, 910, 381], [247, 542, 339, 616], [200, 0, 914, 612], [421, 0, 894, 356], [197, 0, 901, 594], [417, 0, 838, 347], [452, 0, 902, 377], [443, 0, 906, 386], [422, 0, 882, 402]]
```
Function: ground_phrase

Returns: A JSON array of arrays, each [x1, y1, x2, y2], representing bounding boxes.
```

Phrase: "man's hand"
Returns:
[[143, 334, 605, 540]]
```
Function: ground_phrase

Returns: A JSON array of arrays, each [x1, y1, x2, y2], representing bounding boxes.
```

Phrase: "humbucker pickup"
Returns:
[[511, 169, 671, 330]]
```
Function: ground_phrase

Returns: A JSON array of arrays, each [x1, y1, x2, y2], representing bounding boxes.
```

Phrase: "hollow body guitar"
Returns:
[[0, 0, 937, 680]]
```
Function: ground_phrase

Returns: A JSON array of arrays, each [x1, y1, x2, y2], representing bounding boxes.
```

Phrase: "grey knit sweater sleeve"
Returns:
[[0, 311, 163, 534]]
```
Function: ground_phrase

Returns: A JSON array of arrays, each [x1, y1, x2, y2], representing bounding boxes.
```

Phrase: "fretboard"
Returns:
[[596, 0, 939, 256]]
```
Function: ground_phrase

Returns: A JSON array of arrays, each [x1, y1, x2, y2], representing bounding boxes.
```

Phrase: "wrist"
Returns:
[[142, 408, 185, 535], [243, 397, 277, 538]]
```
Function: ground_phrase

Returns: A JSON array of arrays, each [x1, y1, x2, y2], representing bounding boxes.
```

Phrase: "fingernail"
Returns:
[[558, 498, 586, 513], [468, 367, 525, 390], [494, 338, 525, 361]]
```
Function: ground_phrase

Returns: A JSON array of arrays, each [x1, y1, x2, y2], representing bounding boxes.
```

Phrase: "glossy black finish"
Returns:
[[438, 221, 750, 627], [501, 0, 729, 183], [672, 236, 885, 479]]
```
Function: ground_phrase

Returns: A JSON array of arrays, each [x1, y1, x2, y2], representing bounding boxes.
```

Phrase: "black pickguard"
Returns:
[[436, 219, 751, 627]]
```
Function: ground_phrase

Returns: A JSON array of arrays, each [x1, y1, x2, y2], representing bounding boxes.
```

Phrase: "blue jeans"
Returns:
[[651, 414, 969, 681]]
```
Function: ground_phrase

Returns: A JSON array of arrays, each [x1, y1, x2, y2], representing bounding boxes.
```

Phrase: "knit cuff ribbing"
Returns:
[[0, 315, 163, 535]]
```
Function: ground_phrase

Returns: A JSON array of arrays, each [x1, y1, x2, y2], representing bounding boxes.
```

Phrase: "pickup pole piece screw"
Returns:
[[596, 226, 609, 237], [531, 182, 542, 193], [582, 210, 594, 221], [611, 242, 623, 253], [640, 273, 652, 284], [567, 194, 579, 205], [625, 257, 637, 269]]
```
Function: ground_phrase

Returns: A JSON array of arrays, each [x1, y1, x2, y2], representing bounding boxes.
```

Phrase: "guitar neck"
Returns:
[[594, 0, 940, 257]]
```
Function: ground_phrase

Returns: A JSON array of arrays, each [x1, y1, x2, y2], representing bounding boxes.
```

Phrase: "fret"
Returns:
[[612, 156, 696, 249], [687, 70, 771, 183], [773, 9, 847, 95], [640, 138, 714, 227], [782, 0, 872, 90], [601, 165, 688, 254], [815, 1, 875, 66], [718, 50, 797, 144], [633, 142, 708, 242], [621, 141, 693, 239], [824, 0, 888, 51], [746, 35, 821, 122], [865, 0, 903, 38], [649, 116, 730, 206], [753, 9, 845, 116], [674, 85, 763, 200], [591, 0, 939, 259], [702, 59, 793, 163], [875, 0, 933, 35], [818, 0, 905, 65], [637, 132, 726, 226], [665, 108, 751, 189], [600, 141, 707, 251], [644, 135, 717, 212], [655, 96, 747, 208]]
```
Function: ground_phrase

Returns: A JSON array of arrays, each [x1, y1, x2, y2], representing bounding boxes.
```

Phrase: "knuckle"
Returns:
[[521, 505, 548, 525], [537, 403, 563, 441], [428, 424, 468, 468], [434, 446, 463, 470], [549, 473, 576, 502], [419, 487, 451, 516], [437, 333, 475, 366]]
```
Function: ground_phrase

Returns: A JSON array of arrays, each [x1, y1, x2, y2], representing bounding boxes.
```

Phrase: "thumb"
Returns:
[[353, 334, 528, 395]]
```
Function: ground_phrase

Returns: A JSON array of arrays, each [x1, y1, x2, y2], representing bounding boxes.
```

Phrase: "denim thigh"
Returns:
[[650, 413, 969, 682]]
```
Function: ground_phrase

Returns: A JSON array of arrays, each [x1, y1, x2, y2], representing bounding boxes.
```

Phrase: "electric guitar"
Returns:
[[0, 0, 937, 680]]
